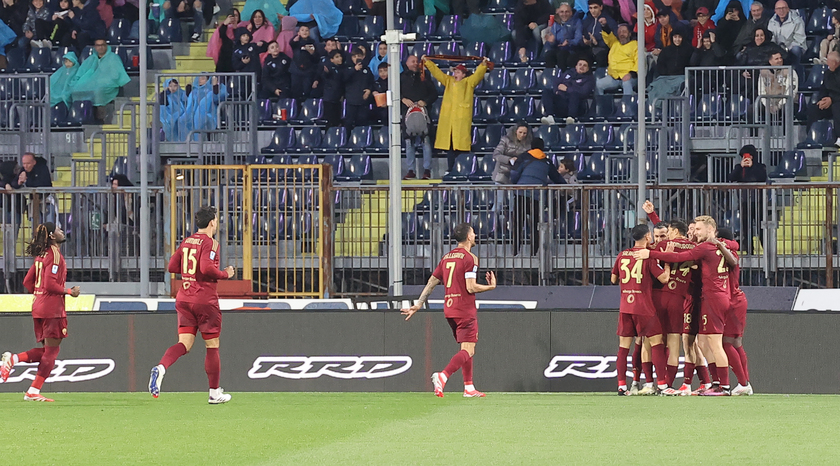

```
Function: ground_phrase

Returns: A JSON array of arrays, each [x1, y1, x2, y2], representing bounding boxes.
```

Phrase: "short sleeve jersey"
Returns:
[[657, 238, 697, 296], [23, 245, 67, 319], [431, 247, 478, 319], [611, 247, 665, 316], [168, 233, 229, 305], [650, 241, 730, 295]]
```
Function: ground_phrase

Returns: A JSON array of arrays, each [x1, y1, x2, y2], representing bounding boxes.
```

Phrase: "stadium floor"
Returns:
[[2, 392, 837, 465]]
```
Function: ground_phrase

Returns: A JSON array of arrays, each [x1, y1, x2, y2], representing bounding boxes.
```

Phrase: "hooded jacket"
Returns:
[[50, 52, 79, 107], [511, 149, 565, 186], [232, 28, 264, 77], [493, 125, 533, 184], [260, 52, 292, 99], [656, 33, 691, 76], [767, 8, 806, 51]]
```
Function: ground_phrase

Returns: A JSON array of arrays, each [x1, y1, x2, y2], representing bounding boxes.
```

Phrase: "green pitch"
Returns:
[[1, 392, 838, 465]]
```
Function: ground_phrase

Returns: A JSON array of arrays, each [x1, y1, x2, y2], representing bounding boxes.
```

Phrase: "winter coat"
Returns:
[[23, 3, 51, 35], [425, 60, 487, 152], [657, 40, 692, 76], [757, 68, 797, 113], [689, 42, 726, 67], [0, 0, 29, 37], [399, 68, 438, 116], [553, 68, 595, 98], [817, 66, 840, 103], [602, 30, 638, 79], [544, 15, 582, 50], [260, 53, 292, 99], [71, 1, 107, 40], [732, 13, 770, 54], [728, 162, 767, 182], [492, 127, 533, 184], [581, 12, 617, 48], [767, 10, 806, 51], [511, 149, 565, 186], [513, 0, 553, 30]]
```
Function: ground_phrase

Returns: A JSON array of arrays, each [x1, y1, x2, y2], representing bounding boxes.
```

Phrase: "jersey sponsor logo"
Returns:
[[544, 355, 685, 380], [51, 264, 59, 274], [210, 251, 216, 260], [3, 359, 115, 384], [247, 356, 413, 380]]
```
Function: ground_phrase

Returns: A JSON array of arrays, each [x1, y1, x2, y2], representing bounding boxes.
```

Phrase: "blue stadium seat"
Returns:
[[155, 17, 180, 44], [431, 15, 460, 40], [577, 152, 607, 182], [408, 41, 433, 59], [442, 153, 477, 182], [803, 35, 823, 61], [261, 127, 296, 154], [464, 188, 495, 209], [537, 68, 561, 91], [556, 124, 586, 151], [288, 127, 323, 153], [369, 126, 389, 154], [721, 95, 749, 122], [467, 156, 494, 182], [610, 95, 638, 122], [473, 124, 505, 152], [795, 92, 817, 121], [428, 99, 442, 122], [581, 95, 615, 122], [694, 93, 722, 121], [289, 98, 323, 124], [295, 154, 320, 181], [80, 46, 96, 62], [534, 124, 561, 150], [335, 154, 373, 181], [464, 42, 486, 58], [123, 20, 140, 45], [258, 99, 273, 125], [609, 124, 634, 151], [487, 41, 512, 64], [806, 7, 833, 35], [64, 100, 94, 127], [434, 41, 463, 56], [467, 211, 497, 239], [768, 150, 805, 178], [413, 15, 436, 39], [317, 126, 347, 153], [335, 0, 363, 15], [335, 16, 360, 41], [580, 124, 614, 151], [24, 47, 52, 73], [476, 69, 509, 95], [797, 120, 834, 149], [51, 102, 69, 128], [505, 68, 535, 95], [397, 0, 415, 18], [271, 98, 297, 124], [500, 96, 535, 123], [360, 15, 385, 40], [122, 46, 146, 71], [323, 154, 346, 178], [107, 18, 131, 45], [474, 96, 507, 123], [340, 126, 372, 153], [1, 48, 26, 73], [801, 65, 827, 91]]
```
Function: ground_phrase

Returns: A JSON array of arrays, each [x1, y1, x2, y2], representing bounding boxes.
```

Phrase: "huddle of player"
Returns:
[[610, 201, 752, 396]]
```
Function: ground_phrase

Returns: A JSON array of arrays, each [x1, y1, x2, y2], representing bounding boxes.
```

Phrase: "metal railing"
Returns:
[[0, 74, 50, 162], [71, 130, 135, 187]]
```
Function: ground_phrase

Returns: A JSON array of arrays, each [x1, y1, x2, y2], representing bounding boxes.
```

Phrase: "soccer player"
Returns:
[[713, 227, 753, 395], [652, 222, 669, 246], [401, 223, 496, 398], [635, 216, 733, 395], [612, 224, 670, 396], [149, 206, 235, 404], [0, 223, 81, 402]]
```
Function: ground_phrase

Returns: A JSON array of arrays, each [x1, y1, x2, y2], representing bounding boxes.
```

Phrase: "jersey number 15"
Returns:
[[182, 249, 198, 275]]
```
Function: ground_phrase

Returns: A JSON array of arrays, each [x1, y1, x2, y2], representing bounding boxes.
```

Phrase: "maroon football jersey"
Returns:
[[432, 247, 478, 319], [657, 238, 696, 296], [612, 247, 665, 316], [722, 239, 744, 300], [23, 245, 68, 319], [650, 241, 731, 296], [168, 233, 230, 305]]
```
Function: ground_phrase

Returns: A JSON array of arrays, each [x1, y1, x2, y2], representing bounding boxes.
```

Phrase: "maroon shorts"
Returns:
[[683, 296, 700, 335], [699, 294, 730, 335], [655, 292, 685, 335], [447, 317, 478, 343], [617, 312, 662, 338], [176, 301, 222, 339], [724, 294, 748, 338], [33, 317, 68, 343]]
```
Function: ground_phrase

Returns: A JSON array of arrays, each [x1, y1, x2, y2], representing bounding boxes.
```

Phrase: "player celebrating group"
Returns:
[[149, 206, 236, 404], [1, 223, 81, 402], [402, 223, 496, 398]]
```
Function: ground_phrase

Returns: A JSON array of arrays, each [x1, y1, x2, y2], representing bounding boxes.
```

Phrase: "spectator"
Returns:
[[711, 0, 750, 24], [493, 122, 533, 186], [757, 51, 797, 114], [160, 78, 188, 141], [162, 0, 204, 42], [543, 4, 583, 70], [0, 18, 14, 68], [738, 27, 784, 68], [97, 0, 113, 29], [287, 0, 343, 40], [368, 41, 402, 74], [656, 0, 684, 20], [289, 24, 321, 100], [581, 0, 617, 67], [729, 144, 767, 182], [0, 0, 29, 41], [732, 2, 770, 56], [11, 152, 54, 226], [344, 48, 374, 129], [690, 30, 726, 66], [595, 20, 637, 95], [371, 62, 388, 125], [1, 160, 22, 226], [70, 0, 107, 51], [767, 0, 805, 66], [728, 144, 766, 254], [540, 57, 595, 124], [653, 8, 688, 52], [186, 75, 227, 138], [243, 9, 275, 49], [805, 51, 840, 147], [400, 55, 437, 180], [451, 0, 480, 17], [558, 157, 579, 184], [817, 11, 840, 65], [259, 40, 292, 101], [320, 49, 346, 128], [512, 0, 553, 63], [231, 28, 264, 78], [649, 30, 690, 102], [321, 36, 349, 65], [681, 0, 715, 21], [207, 8, 240, 72], [49, 51, 79, 107], [51, 0, 75, 47], [511, 137, 565, 256], [241, 0, 287, 31], [713, 1, 745, 53], [70, 39, 130, 122], [635, 1, 657, 56], [276, 15, 298, 59], [691, 7, 715, 47], [423, 56, 489, 171], [24, 0, 53, 48], [108, 173, 138, 255]]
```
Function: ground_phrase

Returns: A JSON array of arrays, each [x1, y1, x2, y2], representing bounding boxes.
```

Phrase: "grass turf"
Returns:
[[1, 392, 838, 465]]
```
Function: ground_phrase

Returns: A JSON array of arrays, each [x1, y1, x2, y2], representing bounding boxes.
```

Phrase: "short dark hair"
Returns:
[[631, 224, 650, 241], [195, 206, 217, 229], [378, 62, 389, 70], [328, 50, 343, 59], [452, 223, 473, 243], [351, 49, 365, 58], [560, 158, 575, 172], [717, 227, 735, 241], [656, 9, 669, 17], [654, 221, 669, 231], [531, 137, 545, 151], [669, 218, 688, 236], [588, 0, 603, 6]]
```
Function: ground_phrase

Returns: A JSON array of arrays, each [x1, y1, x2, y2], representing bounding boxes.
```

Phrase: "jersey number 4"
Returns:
[[619, 258, 643, 284], [182, 249, 198, 275]]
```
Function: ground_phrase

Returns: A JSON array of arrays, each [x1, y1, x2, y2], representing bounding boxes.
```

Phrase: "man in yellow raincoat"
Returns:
[[422, 56, 489, 171]]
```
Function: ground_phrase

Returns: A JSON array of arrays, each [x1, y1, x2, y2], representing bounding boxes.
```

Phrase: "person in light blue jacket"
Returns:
[[186, 75, 228, 140], [49, 52, 79, 107], [543, 3, 583, 69], [160, 78, 189, 142]]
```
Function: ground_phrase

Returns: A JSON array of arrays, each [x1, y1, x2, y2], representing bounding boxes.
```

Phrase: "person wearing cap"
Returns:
[[596, 19, 637, 95], [692, 7, 715, 47], [422, 56, 489, 171], [729, 144, 767, 254], [728, 145, 767, 183], [653, 8, 689, 52]]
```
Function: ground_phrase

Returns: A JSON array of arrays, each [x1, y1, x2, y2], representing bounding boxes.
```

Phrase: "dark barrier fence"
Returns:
[[0, 310, 837, 394]]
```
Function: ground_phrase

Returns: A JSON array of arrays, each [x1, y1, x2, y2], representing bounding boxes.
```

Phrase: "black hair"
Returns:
[[111, 174, 133, 187], [453, 223, 473, 243], [195, 206, 217, 229], [328, 50, 343, 59], [587, 0, 603, 6], [26, 222, 56, 257], [351, 48, 365, 58], [378, 62, 389, 70], [560, 158, 575, 172], [531, 137, 545, 151], [669, 218, 688, 236], [656, 9, 670, 17], [717, 227, 735, 241], [654, 221, 669, 231], [631, 224, 650, 241]]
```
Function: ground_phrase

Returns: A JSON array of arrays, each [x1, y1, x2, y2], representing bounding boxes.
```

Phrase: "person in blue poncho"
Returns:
[[159, 78, 189, 142], [0, 18, 16, 59], [240, 0, 287, 30], [186, 75, 228, 140], [49, 52, 79, 107], [368, 41, 403, 74], [288, 0, 342, 41], [70, 39, 130, 122]]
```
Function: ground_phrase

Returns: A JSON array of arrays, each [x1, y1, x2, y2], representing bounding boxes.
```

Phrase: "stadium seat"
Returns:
[[413, 15, 436, 39], [721, 94, 749, 122], [323, 154, 346, 178], [296, 154, 320, 181], [694, 93, 722, 121], [806, 7, 833, 35], [369, 126, 389, 154], [534, 124, 561, 150], [768, 150, 805, 178], [577, 152, 607, 182], [487, 41, 512, 64], [431, 15, 460, 40], [580, 124, 614, 151], [0, 48, 24, 73], [23, 47, 52, 73], [335, 0, 363, 15], [335, 16, 360, 41], [795, 92, 816, 121], [360, 15, 385, 41], [159, 17, 181, 43], [500, 97, 535, 123], [335, 154, 373, 182], [401, 212, 418, 239], [537, 68, 561, 91], [473, 123, 505, 152], [464, 189, 495, 209], [428, 99, 442, 122], [581, 95, 615, 122], [122, 46, 146, 71], [288, 127, 323, 153], [340, 126, 372, 153], [270, 98, 298, 125], [474, 96, 507, 123], [261, 127, 296, 154], [609, 124, 634, 151], [289, 99, 323, 124], [107, 18, 131, 45], [803, 36, 823, 61], [442, 153, 477, 182], [434, 41, 463, 57], [80, 46, 96, 62], [466, 211, 497, 239], [50, 102, 69, 128], [484, 0, 512, 12], [801, 65, 827, 91], [464, 42, 486, 58], [64, 100, 94, 127], [505, 68, 535, 95], [467, 155, 495, 182], [610, 95, 638, 122], [556, 124, 586, 151], [797, 120, 834, 149], [476, 69, 509, 95], [316, 126, 347, 153]]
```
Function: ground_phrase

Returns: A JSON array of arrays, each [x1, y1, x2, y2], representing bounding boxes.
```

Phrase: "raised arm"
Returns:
[[710, 238, 738, 268], [466, 271, 496, 294]]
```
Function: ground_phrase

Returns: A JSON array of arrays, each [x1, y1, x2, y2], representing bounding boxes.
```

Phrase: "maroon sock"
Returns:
[[708, 363, 720, 383], [632, 342, 642, 382], [442, 350, 470, 379], [650, 344, 668, 388], [642, 362, 653, 383], [683, 362, 695, 386], [717, 364, 730, 388], [159, 342, 188, 369], [18, 347, 45, 363], [205, 348, 220, 389], [724, 343, 748, 386], [736, 346, 749, 382], [617, 346, 630, 387], [666, 364, 678, 387], [462, 356, 473, 385], [36, 346, 59, 382], [697, 365, 711, 385]]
